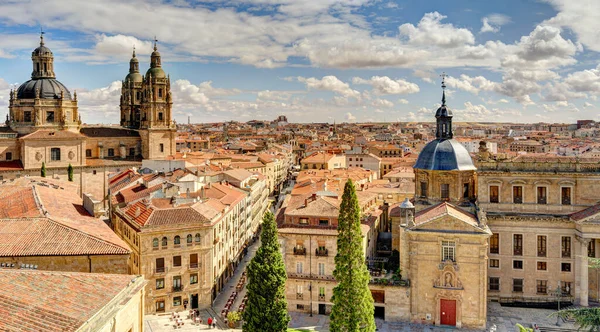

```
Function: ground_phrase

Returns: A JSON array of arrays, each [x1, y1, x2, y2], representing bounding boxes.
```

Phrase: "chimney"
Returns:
[[134, 207, 141, 218], [304, 198, 308, 207]]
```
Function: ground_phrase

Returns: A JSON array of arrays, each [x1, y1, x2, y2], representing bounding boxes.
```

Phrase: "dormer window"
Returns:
[[299, 218, 308, 225]]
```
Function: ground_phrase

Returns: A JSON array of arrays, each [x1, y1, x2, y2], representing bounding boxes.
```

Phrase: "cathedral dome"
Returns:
[[33, 45, 52, 56], [16, 78, 72, 100], [435, 104, 452, 118], [145, 67, 166, 79], [125, 72, 143, 83], [414, 139, 475, 171]]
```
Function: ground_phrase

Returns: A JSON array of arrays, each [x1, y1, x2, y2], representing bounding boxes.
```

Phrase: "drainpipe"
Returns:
[[88, 255, 92, 273]]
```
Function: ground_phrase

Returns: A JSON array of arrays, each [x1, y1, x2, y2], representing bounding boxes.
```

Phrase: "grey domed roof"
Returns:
[[414, 139, 476, 171], [33, 45, 52, 56], [146, 67, 166, 79], [16, 78, 72, 99], [125, 72, 143, 83], [435, 104, 452, 118]]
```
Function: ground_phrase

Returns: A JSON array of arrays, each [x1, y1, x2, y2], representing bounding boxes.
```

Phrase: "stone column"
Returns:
[[578, 237, 591, 307]]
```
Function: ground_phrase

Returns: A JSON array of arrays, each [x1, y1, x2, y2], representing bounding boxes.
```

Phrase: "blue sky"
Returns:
[[0, 0, 598, 124]]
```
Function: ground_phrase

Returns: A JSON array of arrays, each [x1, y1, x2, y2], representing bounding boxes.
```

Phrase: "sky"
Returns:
[[0, 0, 599, 124]]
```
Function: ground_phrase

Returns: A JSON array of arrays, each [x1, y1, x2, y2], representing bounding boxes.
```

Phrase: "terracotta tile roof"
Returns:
[[85, 158, 142, 167], [0, 269, 139, 332], [0, 160, 24, 171], [80, 127, 140, 137], [20, 130, 85, 140], [0, 217, 129, 256], [0, 178, 130, 256], [570, 203, 600, 222]]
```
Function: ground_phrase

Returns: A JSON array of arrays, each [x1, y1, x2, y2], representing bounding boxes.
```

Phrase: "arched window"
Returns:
[[195, 233, 201, 243], [174, 235, 180, 245], [161, 237, 168, 247], [153, 238, 159, 248], [187, 234, 193, 244]]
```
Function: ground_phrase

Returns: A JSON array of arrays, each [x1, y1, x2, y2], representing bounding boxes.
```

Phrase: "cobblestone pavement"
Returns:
[[287, 302, 579, 331]]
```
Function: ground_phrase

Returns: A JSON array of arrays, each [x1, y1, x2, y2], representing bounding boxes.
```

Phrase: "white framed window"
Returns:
[[297, 284, 303, 294], [318, 263, 325, 275], [441, 241, 456, 262], [296, 262, 303, 274]]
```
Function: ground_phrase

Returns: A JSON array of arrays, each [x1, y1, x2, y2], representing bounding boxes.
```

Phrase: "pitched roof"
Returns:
[[0, 269, 141, 332], [20, 130, 85, 140], [0, 178, 130, 256], [80, 127, 140, 137], [411, 202, 490, 234], [570, 203, 600, 222]]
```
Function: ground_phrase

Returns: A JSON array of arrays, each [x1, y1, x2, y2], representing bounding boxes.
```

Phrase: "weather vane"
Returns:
[[440, 72, 448, 88]]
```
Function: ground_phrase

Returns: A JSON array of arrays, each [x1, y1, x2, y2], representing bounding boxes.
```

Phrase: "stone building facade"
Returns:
[[476, 155, 600, 307], [0, 33, 176, 203], [109, 169, 270, 314]]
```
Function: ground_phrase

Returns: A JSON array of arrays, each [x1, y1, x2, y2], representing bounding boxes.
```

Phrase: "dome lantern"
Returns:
[[31, 29, 56, 80]]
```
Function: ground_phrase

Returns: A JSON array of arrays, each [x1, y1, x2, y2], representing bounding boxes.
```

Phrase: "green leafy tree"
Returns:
[[41, 162, 46, 178], [330, 179, 375, 332], [243, 211, 289, 332], [67, 164, 74, 182], [555, 307, 600, 331]]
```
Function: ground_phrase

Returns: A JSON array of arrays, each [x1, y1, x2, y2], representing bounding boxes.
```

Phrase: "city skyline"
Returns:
[[0, 0, 598, 124]]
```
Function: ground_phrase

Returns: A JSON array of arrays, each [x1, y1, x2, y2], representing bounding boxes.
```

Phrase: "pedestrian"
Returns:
[[213, 317, 217, 329], [208, 317, 212, 328], [183, 303, 187, 310]]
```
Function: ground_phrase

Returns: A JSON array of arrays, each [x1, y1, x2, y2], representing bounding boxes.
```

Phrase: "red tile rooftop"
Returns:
[[0, 269, 141, 332], [0, 177, 130, 256]]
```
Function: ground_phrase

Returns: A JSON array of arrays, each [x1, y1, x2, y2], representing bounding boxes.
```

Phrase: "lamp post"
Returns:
[[555, 281, 569, 326]]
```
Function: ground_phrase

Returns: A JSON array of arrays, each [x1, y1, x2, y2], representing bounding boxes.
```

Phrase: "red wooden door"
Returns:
[[440, 299, 456, 326]]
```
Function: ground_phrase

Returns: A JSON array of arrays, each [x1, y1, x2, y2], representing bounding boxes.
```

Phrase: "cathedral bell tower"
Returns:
[[120, 47, 143, 128], [120, 38, 176, 159]]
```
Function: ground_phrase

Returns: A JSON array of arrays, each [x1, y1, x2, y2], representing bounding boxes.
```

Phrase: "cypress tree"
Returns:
[[243, 211, 289, 331], [41, 162, 46, 178], [330, 179, 375, 332], [67, 164, 74, 182]]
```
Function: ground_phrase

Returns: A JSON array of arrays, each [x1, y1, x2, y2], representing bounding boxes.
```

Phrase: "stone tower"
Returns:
[[120, 47, 143, 128], [120, 39, 176, 159]]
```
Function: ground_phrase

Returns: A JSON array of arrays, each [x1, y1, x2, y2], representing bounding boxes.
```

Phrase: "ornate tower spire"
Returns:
[[435, 73, 453, 140], [151, 36, 161, 68], [31, 28, 55, 79], [441, 72, 447, 106], [129, 45, 139, 74]]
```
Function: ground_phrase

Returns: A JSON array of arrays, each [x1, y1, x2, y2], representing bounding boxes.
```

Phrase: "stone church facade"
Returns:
[[0, 33, 176, 201]]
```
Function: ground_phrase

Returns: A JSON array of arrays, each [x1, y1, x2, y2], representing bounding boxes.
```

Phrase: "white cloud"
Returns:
[[444, 74, 497, 94], [480, 14, 511, 33], [502, 25, 579, 69], [345, 112, 356, 122], [94, 34, 154, 59], [398, 98, 409, 104], [399, 12, 475, 48], [295, 38, 427, 69], [76, 80, 122, 120], [371, 99, 394, 108], [297, 76, 360, 99], [352, 76, 419, 95], [543, 0, 600, 52]]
